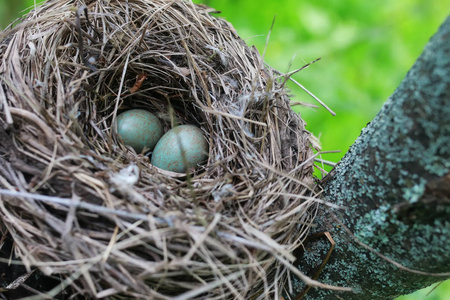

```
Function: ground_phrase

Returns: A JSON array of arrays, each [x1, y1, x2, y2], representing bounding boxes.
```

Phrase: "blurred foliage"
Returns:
[[0, 0, 38, 29], [397, 280, 450, 300], [1, 0, 449, 298]]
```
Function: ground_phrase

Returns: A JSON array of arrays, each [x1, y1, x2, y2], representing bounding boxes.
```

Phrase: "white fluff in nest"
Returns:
[[110, 164, 140, 189]]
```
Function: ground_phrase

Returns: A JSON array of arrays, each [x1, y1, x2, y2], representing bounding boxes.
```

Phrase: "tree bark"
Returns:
[[289, 16, 450, 299]]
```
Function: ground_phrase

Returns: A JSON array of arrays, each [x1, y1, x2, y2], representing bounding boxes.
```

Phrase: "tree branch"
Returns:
[[289, 16, 450, 299]]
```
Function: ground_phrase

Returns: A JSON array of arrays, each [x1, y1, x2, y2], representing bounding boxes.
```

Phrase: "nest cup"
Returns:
[[0, 0, 320, 298]]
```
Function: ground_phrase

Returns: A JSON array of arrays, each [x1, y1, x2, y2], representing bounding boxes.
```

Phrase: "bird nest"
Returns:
[[0, 0, 321, 298]]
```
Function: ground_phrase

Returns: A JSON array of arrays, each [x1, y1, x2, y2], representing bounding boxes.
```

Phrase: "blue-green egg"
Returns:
[[151, 125, 208, 173], [116, 109, 163, 153]]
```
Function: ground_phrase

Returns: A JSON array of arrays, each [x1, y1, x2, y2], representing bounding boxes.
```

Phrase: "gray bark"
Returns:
[[288, 16, 450, 299]]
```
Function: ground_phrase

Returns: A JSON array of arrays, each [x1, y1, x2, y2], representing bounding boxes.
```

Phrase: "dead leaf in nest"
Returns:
[[129, 73, 147, 93], [178, 67, 191, 77]]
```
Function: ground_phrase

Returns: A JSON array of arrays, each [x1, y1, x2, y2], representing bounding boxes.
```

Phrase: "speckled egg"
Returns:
[[116, 109, 163, 153], [151, 125, 208, 173]]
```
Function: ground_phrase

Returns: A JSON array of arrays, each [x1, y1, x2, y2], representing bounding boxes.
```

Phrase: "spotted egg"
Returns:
[[151, 125, 208, 173], [116, 109, 163, 153]]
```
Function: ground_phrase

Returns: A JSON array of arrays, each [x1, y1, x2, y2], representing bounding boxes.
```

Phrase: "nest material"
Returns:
[[0, 0, 320, 298]]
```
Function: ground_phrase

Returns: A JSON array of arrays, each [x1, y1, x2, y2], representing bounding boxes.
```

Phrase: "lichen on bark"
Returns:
[[289, 16, 450, 300]]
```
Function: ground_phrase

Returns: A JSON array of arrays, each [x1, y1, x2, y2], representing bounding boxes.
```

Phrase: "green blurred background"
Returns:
[[1, 0, 449, 298]]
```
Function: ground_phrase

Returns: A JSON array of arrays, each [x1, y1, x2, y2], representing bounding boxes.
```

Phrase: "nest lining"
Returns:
[[0, 0, 320, 298]]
